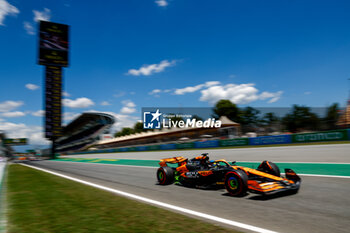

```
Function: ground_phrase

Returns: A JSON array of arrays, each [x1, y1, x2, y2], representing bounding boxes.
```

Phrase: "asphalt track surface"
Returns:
[[27, 144, 350, 233], [64, 144, 350, 163]]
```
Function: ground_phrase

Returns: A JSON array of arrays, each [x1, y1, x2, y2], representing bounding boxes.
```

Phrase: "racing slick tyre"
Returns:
[[258, 160, 280, 177], [157, 167, 174, 185], [224, 170, 248, 197]]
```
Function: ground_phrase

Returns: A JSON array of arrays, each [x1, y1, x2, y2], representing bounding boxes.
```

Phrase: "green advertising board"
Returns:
[[176, 142, 195, 149], [292, 130, 349, 143], [3, 138, 28, 145], [219, 138, 249, 147], [146, 145, 161, 151], [128, 147, 137, 152]]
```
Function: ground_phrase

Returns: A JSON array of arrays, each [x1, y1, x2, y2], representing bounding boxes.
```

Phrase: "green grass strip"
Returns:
[[7, 164, 240, 233]]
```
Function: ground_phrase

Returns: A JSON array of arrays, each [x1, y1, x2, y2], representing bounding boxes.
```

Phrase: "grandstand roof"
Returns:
[[63, 112, 115, 134], [56, 112, 115, 151]]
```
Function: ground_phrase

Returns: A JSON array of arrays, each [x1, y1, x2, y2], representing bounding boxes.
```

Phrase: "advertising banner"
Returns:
[[194, 140, 219, 148], [220, 138, 249, 147], [3, 138, 28, 145], [176, 142, 195, 149], [292, 130, 348, 143], [160, 144, 176, 150], [118, 148, 128, 152], [137, 146, 147, 151], [249, 135, 292, 145], [147, 145, 161, 151]]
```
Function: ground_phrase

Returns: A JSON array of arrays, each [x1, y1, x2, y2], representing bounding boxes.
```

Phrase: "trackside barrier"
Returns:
[[160, 144, 176, 150], [249, 135, 292, 145], [194, 140, 219, 148], [147, 145, 161, 151], [292, 129, 349, 143], [176, 142, 195, 149], [137, 146, 147, 151], [65, 129, 350, 155], [220, 138, 249, 147]]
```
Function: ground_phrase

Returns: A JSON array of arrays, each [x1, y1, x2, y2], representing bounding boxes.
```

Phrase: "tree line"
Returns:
[[213, 100, 341, 134], [113, 99, 341, 137]]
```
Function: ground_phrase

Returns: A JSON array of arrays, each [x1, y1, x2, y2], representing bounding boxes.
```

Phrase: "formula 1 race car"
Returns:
[[156, 153, 301, 196]]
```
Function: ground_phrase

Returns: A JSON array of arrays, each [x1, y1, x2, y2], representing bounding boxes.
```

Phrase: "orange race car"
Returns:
[[157, 153, 301, 196]]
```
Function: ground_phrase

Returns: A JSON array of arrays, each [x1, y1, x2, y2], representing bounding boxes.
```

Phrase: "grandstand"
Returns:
[[95, 116, 240, 149], [56, 112, 115, 152]]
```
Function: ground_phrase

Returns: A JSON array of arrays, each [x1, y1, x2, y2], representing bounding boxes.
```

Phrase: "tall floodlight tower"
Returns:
[[37, 21, 69, 159]]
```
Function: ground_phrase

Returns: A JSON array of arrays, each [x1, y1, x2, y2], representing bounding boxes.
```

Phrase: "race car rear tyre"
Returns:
[[258, 161, 280, 177], [224, 170, 248, 197], [157, 167, 174, 185]]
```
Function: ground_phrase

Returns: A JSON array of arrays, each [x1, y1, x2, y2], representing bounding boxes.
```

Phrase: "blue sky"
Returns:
[[0, 0, 350, 147]]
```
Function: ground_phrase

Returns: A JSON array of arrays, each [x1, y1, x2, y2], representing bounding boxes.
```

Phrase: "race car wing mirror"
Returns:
[[231, 161, 236, 165]]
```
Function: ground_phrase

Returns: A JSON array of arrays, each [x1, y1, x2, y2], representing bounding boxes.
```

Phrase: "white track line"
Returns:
[[21, 163, 277, 233], [239, 161, 350, 164], [296, 174, 350, 179], [52, 160, 156, 169], [50, 160, 350, 179]]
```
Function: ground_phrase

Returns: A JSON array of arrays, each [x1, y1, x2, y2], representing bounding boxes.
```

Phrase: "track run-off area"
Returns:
[[26, 144, 350, 233]]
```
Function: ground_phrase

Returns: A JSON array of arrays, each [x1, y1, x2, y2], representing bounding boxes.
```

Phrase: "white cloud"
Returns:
[[149, 89, 162, 97], [0, 100, 23, 112], [23, 21, 35, 35], [25, 83, 39, 90], [63, 112, 80, 123], [63, 97, 95, 109], [259, 91, 283, 103], [124, 101, 135, 108], [200, 83, 283, 104], [113, 114, 139, 131], [120, 100, 136, 114], [33, 8, 51, 22], [1, 111, 25, 117], [0, 121, 49, 145], [155, 0, 168, 7], [174, 81, 220, 95], [62, 91, 70, 97], [0, 0, 19, 26], [101, 101, 111, 106], [32, 110, 45, 117], [120, 107, 135, 114], [149, 89, 161, 95], [127, 60, 176, 76], [113, 91, 126, 98]]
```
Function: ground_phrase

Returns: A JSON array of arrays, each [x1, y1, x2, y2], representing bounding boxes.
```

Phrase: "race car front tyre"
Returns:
[[258, 160, 280, 177], [157, 167, 174, 185], [224, 170, 248, 197]]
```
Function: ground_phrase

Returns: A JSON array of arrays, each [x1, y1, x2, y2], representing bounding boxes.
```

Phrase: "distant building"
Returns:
[[337, 100, 350, 128]]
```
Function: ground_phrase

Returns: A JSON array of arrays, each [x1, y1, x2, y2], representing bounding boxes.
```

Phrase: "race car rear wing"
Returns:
[[159, 156, 188, 167]]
